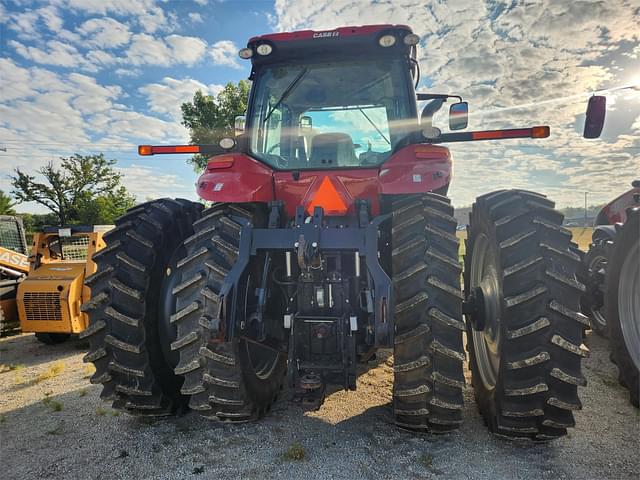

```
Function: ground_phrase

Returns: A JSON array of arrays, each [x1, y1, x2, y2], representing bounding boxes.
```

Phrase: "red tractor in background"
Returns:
[[82, 25, 605, 441], [580, 182, 640, 406]]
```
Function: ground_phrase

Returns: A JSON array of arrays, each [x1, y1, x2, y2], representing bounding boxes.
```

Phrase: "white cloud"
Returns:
[[188, 12, 203, 23], [117, 164, 195, 201], [165, 35, 207, 66], [78, 17, 132, 48], [0, 59, 191, 209], [194, 0, 208, 5], [139, 77, 223, 121], [272, 0, 640, 207], [125, 33, 207, 67], [63, 0, 170, 33], [9, 39, 98, 72], [209, 40, 241, 69]]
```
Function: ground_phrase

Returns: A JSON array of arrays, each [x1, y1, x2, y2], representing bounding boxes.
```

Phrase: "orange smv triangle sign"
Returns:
[[306, 176, 348, 215]]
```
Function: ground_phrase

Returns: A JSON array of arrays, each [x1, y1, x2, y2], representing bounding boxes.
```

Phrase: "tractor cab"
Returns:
[[240, 25, 420, 171]]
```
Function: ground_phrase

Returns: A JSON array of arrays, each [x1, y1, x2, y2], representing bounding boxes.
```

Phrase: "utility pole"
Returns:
[[584, 191, 588, 227]]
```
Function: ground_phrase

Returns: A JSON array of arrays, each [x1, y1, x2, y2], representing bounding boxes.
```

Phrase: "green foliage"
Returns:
[[75, 187, 136, 225], [10, 154, 135, 226], [0, 190, 17, 215], [282, 442, 306, 461], [181, 80, 250, 171]]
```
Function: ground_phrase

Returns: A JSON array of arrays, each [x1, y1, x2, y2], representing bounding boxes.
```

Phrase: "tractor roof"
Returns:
[[248, 24, 412, 44], [245, 24, 415, 66]]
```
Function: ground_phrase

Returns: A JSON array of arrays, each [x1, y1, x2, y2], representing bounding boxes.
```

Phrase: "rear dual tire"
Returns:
[[81, 199, 202, 415], [465, 190, 587, 440], [171, 204, 287, 421], [391, 193, 465, 431]]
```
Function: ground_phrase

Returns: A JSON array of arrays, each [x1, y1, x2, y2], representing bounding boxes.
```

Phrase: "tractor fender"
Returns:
[[196, 154, 274, 203], [592, 224, 617, 243], [378, 144, 452, 195]]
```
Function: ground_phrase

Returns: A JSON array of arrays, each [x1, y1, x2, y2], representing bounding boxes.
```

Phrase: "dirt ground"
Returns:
[[0, 331, 638, 480]]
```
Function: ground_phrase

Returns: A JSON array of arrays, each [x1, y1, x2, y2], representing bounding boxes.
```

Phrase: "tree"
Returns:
[[0, 190, 17, 215], [10, 154, 134, 225], [181, 80, 250, 170], [76, 187, 136, 225]]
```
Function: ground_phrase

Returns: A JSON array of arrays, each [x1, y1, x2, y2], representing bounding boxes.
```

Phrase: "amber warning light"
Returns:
[[138, 145, 201, 155]]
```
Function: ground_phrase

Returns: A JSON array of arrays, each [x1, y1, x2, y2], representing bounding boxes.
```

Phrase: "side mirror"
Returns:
[[449, 102, 469, 130], [300, 115, 312, 129], [234, 115, 246, 136], [583, 96, 606, 139]]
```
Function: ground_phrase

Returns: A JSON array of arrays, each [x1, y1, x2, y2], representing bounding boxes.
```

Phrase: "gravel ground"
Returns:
[[0, 332, 638, 480]]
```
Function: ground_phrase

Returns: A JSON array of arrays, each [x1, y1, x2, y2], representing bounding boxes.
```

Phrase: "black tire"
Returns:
[[172, 203, 287, 421], [81, 198, 203, 416], [580, 239, 609, 336], [35, 333, 70, 345], [606, 207, 640, 407], [465, 190, 588, 441], [390, 193, 465, 431]]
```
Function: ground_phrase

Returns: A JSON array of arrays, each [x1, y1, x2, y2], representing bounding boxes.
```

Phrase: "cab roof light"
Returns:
[[256, 43, 273, 56], [403, 33, 420, 46], [378, 34, 396, 47], [238, 47, 253, 59]]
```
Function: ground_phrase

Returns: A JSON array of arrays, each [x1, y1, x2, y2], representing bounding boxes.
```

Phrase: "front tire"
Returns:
[[465, 190, 588, 440], [81, 199, 202, 416], [606, 207, 640, 407]]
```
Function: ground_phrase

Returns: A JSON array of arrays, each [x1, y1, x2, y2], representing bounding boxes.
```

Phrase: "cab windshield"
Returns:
[[249, 59, 415, 170]]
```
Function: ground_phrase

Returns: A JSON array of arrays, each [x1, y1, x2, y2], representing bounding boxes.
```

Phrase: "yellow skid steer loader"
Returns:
[[17, 225, 112, 344]]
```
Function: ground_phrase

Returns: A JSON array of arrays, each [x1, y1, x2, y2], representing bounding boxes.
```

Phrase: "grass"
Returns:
[[0, 363, 25, 374], [36, 361, 65, 383], [418, 453, 434, 468], [47, 425, 62, 435], [282, 442, 306, 461], [95, 407, 107, 416], [42, 396, 63, 412], [79, 389, 88, 397], [0, 415, 6, 424], [83, 364, 96, 379]]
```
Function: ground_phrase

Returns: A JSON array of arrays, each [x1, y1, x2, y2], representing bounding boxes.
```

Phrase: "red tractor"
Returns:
[[82, 25, 602, 440], [581, 181, 640, 336], [580, 183, 640, 405]]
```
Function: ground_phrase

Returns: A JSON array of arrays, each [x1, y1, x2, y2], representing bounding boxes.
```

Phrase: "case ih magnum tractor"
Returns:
[[579, 183, 640, 405], [82, 25, 599, 440]]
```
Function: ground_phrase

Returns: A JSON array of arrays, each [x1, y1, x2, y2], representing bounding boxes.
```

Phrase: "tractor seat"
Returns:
[[309, 133, 358, 167]]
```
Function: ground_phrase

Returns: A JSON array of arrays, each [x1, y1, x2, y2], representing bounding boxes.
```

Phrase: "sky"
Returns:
[[1, 0, 639, 213]]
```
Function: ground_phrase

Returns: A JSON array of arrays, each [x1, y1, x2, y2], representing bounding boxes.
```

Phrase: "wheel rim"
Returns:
[[618, 241, 640, 370], [588, 254, 607, 329], [470, 233, 502, 391]]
